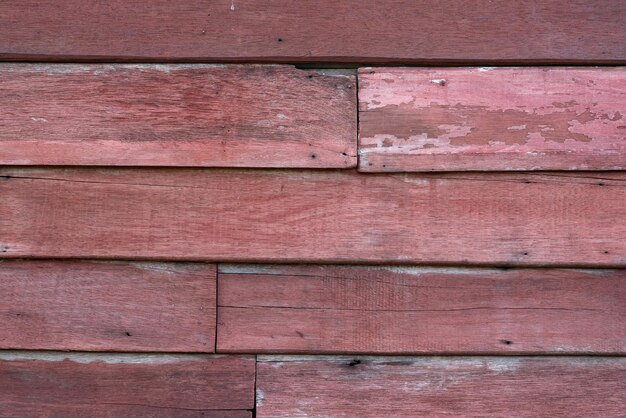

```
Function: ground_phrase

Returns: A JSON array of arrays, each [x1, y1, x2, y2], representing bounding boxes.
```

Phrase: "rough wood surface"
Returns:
[[359, 67, 626, 172], [0, 353, 255, 415], [0, 1, 624, 64], [256, 356, 626, 417], [217, 265, 625, 354], [0, 261, 216, 352], [4, 406, 250, 418], [0, 64, 355, 167], [1, 168, 624, 266]]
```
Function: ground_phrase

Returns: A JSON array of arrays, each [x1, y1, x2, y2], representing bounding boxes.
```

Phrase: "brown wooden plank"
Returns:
[[1, 168, 624, 266], [0, 1, 624, 64], [359, 67, 626, 172], [256, 356, 626, 417], [0, 352, 255, 415], [0, 260, 216, 352], [217, 265, 625, 354], [0, 64, 355, 167]]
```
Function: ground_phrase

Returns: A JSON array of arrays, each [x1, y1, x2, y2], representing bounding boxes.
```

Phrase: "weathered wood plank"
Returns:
[[0, 260, 216, 352], [0, 64, 356, 167], [0, 352, 255, 415], [0, 1, 624, 64], [256, 356, 626, 417], [217, 265, 625, 354], [359, 67, 626, 172], [4, 406, 250, 418], [1, 168, 624, 266]]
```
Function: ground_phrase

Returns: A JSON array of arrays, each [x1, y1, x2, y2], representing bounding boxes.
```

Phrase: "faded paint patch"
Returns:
[[256, 120, 274, 128], [391, 174, 429, 186], [219, 264, 286, 274], [127, 261, 212, 274], [0, 351, 221, 364], [5, 63, 227, 76], [402, 381, 431, 392], [257, 356, 534, 366], [256, 388, 265, 406], [484, 358, 521, 372], [359, 68, 625, 167], [308, 68, 357, 78], [368, 266, 506, 276], [219, 264, 520, 277], [552, 345, 599, 353], [361, 68, 625, 112], [361, 101, 623, 156]]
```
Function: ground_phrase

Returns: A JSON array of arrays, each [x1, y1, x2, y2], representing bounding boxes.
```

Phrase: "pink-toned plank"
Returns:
[[0, 260, 216, 352], [0, 353, 255, 415], [5, 406, 250, 418], [0, 64, 355, 167], [1, 168, 624, 266], [217, 265, 625, 354], [0, 1, 624, 64], [359, 67, 626, 171], [256, 356, 626, 417]]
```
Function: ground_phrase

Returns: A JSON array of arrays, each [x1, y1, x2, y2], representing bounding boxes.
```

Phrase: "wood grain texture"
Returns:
[[3, 406, 250, 418], [0, 64, 355, 167], [0, 260, 216, 352], [0, 1, 624, 64], [1, 168, 624, 266], [0, 353, 255, 416], [256, 356, 626, 417], [217, 265, 625, 354], [359, 67, 626, 172]]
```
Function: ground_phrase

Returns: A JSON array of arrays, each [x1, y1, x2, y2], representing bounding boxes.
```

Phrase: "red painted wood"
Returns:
[[0, 1, 624, 64], [0, 260, 216, 352], [359, 67, 626, 172], [0, 64, 355, 167], [5, 406, 250, 418], [256, 356, 626, 417], [217, 265, 625, 354], [1, 168, 624, 266], [0, 353, 255, 414]]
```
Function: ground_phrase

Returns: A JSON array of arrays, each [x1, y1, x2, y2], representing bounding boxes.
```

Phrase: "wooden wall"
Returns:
[[1, 1, 625, 416]]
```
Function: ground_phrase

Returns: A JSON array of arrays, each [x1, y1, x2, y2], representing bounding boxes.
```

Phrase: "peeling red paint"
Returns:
[[359, 67, 626, 171]]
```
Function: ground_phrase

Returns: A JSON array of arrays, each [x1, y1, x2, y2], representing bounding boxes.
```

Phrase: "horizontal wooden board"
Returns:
[[1, 168, 624, 266], [0, 64, 356, 167], [256, 356, 626, 417], [3, 406, 250, 418], [0, 1, 624, 64], [0, 353, 255, 415], [359, 67, 626, 172], [217, 265, 625, 354], [0, 260, 216, 352]]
